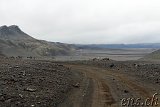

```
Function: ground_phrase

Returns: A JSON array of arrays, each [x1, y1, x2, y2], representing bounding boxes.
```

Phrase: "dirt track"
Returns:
[[59, 64, 160, 107]]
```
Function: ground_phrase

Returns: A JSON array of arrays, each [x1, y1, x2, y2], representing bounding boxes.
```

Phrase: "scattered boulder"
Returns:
[[102, 58, 110, 61], [72, 83, 80, 88], [24, 87, 37, 92], [133, 63, 140, 68], [92, 58, 98, 61], [110, 64, 115, 68], [124, 90, 129, 93]]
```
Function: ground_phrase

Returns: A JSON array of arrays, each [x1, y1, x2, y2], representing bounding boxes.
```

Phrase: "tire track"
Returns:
[[65, 64, 153, 105], [90, 67, 152, 98], [65, 64, 117, 107]]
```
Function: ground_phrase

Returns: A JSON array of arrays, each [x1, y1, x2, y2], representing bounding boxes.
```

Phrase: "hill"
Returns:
[[0, 25, 76, 58], [140, 49, 160, 61]]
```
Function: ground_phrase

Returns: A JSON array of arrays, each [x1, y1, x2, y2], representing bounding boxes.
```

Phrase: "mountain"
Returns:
[[76, 43, 160, 48], [0, 25, 34, 40], [0, 25, 76, 58]]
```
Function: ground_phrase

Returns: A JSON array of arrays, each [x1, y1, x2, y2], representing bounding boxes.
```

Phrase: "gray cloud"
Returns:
[[0, 0, 160, 44]]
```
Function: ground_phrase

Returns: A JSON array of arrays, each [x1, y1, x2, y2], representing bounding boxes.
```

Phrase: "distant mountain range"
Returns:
[[76, 43, 160, 49], [0, 25, 77, 58]]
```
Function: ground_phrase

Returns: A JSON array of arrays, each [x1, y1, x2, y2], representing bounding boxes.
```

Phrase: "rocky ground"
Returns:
[[0, 56, 160, 107], [0, 56, 82, 107]]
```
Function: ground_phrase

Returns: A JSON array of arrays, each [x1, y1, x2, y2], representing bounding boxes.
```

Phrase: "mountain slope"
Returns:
[[0, 25, 76, 58]]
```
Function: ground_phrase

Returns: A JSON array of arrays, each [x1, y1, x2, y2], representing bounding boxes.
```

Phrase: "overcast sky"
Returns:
[[0, 0, 160, 44]]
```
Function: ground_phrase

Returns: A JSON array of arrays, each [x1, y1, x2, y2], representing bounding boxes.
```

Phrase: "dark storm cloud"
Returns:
[[0, 0, 160, 44]]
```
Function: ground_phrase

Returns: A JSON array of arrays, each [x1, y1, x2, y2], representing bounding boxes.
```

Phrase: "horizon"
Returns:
[[0, 0, 160, 44]]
